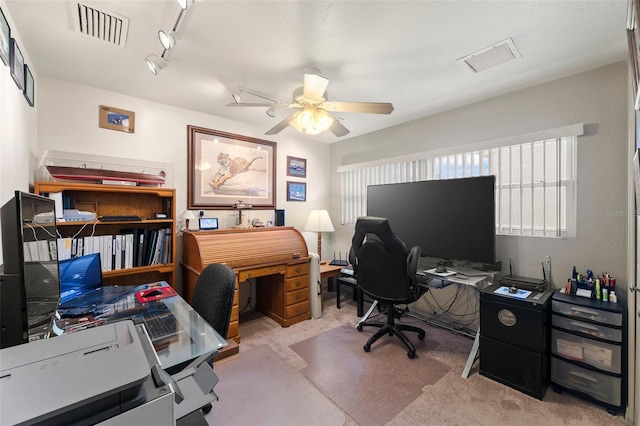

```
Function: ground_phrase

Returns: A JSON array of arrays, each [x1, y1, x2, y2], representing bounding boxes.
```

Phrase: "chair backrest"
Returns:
[[190, 263, 235, 338], [351, 216, 421, 303]]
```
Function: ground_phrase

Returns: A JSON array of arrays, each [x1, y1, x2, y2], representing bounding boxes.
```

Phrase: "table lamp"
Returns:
[[181, 209, 196, 230], [304, 210, 334, 260]]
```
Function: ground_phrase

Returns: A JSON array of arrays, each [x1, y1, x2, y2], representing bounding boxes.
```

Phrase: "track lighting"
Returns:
[[146, 54, 167, 75], [177, 0, 195, 10], [146, 0, 195, 75], [158, 30, 175, 50]]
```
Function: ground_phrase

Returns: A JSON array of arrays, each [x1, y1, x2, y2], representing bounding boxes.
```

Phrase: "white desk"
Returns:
[[416, 264, 495, 379]]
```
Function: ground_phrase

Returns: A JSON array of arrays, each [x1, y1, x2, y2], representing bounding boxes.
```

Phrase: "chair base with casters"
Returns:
[[356, 302, 425, 358]]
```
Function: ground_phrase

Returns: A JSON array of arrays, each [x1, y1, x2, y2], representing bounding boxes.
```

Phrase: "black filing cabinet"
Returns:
[[550, 291, 625, 415], [480, 284, 554, 400]]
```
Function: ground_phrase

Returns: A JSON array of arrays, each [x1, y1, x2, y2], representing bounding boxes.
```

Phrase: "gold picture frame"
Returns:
[[99, 105, 135, 133]]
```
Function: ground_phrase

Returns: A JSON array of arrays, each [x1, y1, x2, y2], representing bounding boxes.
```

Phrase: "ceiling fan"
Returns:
[[226, 71, 394, 137]]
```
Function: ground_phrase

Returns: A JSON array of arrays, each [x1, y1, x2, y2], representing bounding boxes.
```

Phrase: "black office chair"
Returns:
[[190, 263, 235, 339], [350, 216, 430, 358]]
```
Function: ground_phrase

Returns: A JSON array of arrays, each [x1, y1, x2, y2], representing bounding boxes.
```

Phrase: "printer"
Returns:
[[0, 320, 220, 425]]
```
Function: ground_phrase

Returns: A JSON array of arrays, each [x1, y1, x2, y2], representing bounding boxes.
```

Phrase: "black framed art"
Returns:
[[23, 64, 34, 107], [0, 7, 9, 66], [9, 38, 24, 90]]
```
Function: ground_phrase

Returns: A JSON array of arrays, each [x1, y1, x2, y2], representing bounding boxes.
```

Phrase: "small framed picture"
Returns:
[[286, 156, 307, 178], [0, 7, 10, 66], [99, 105, 135, 133], [23, 64, 34, 107], [287, 181, 306, 202], [9, 38, 24, 90]]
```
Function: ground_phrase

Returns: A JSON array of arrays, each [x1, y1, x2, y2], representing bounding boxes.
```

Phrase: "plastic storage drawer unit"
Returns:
[[550, 291, 625, 415]]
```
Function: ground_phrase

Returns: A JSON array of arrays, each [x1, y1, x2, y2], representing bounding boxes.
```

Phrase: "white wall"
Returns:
[[0, 0, 37, 267], [330, 62, 629, 296]]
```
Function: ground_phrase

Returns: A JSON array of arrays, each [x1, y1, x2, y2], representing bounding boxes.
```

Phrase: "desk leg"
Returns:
[[462, 328, 480, 379]]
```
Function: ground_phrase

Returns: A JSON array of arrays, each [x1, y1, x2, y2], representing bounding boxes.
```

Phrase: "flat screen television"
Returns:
[[1, 191, 60, 347], [367, 176, 497, 268]]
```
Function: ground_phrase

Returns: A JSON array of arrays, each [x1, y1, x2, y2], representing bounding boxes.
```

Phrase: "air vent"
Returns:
[[458, 38, 521, 73], [75, 3, 129, 48]]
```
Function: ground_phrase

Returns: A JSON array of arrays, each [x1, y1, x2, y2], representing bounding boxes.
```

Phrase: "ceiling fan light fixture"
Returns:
[[266, 106, 276, 117], [294, 105, 334, 135], [158, 30, 175, 50]]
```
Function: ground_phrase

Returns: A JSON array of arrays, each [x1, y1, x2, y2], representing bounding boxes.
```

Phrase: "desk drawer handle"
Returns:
[[294, 280, 302, 288], [295, 267, 302, 274], [295, 293, 301, 300]]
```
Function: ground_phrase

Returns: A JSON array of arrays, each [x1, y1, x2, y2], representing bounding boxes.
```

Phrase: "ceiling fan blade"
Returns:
[[238, 87, 279, 103], [226, 102, 282, 107], [330, 119, 350, 137], [323, 101, 394, 114], [265, 112, 299, 135], [303, 74, 330, 100]]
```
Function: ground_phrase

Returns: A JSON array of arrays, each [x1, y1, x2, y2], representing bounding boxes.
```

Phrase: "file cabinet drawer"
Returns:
[[552, 315, 621, 342], [552, 300, 622, 327], [552, 328, 621, 374], [551, 356, 621, 406]]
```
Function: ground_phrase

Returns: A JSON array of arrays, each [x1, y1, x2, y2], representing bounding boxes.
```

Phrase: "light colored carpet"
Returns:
[[289, 320, 452, 426], [206, 344, 345, 426]]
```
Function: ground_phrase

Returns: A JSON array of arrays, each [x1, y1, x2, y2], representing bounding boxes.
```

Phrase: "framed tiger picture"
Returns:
[[187, 126, 276, 209]]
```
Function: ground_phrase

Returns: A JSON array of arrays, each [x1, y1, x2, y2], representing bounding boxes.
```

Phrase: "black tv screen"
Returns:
[[367, 176, 496, 266]]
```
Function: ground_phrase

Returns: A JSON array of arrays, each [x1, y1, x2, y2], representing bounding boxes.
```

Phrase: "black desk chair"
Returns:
[[350, 216, 430, 358], [190, 263, 235, 338]]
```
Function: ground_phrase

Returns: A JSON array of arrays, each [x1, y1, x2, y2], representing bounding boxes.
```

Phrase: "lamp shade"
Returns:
[[181, 210, 197, 220], [304, 210, 335, 232]]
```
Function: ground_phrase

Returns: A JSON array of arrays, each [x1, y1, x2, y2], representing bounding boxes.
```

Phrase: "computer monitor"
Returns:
[[1, 191, 60, 347], [367, 176, 497, 268], [199, 217, 219, 230]]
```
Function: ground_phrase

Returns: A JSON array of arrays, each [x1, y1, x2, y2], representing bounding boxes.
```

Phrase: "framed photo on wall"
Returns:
[[188, 126, 276, 209], [99, 105, 135, 133], [9, 38, 24, 90], [286, 156, 307, 178], [286, 181, 306, 202], [23, 64, 34, 107], [0, 7, 10, 66]]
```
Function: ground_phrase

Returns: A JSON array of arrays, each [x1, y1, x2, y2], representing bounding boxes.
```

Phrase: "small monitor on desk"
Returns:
[[199, 217, 218, 230]]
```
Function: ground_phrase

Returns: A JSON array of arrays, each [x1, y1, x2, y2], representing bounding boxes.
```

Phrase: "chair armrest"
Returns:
[[406, 246, 421, 277]]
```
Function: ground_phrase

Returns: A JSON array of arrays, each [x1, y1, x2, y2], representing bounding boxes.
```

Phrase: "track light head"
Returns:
[[177, 0, 195, 10], [158, 30, 175, 50], [146, 54, 167, 75]]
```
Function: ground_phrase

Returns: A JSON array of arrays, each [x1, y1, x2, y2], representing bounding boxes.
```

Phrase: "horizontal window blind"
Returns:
[[339, 124, 581, 238]]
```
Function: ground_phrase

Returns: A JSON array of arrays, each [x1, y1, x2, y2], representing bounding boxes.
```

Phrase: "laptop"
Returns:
[[199, 217, 219, 230], [58, 253, 131, 309]]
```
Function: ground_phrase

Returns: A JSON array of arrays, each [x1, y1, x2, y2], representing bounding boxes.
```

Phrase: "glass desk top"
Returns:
[[58, 281, 227, 372]]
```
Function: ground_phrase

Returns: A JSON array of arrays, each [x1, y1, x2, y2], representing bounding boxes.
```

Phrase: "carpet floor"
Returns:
[[290, 320, 451, 426]]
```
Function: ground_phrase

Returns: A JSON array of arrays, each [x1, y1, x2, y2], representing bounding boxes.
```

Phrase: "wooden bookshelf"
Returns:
[[34, 181, 176, 288]]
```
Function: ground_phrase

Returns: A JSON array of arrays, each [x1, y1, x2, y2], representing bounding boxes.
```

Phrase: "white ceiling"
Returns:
[[5, 0, 629, 143]]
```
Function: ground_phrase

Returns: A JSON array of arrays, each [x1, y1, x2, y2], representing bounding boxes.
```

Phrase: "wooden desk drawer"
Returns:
[[286, 288, 309, 305], [287, 262, 309, 278], [286, 275, 308, 292], [286, 300, 309, 318]]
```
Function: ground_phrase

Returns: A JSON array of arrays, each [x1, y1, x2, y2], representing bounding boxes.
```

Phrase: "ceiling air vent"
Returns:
[[75, 3, 129, 48], [458, 38, 521, 73]]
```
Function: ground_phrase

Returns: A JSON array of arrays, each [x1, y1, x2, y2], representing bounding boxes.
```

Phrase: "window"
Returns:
[[338, 124, 582, 238]]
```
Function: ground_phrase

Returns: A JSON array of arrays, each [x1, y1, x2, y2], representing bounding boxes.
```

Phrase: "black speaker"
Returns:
[[275, 209, 285, 226]]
